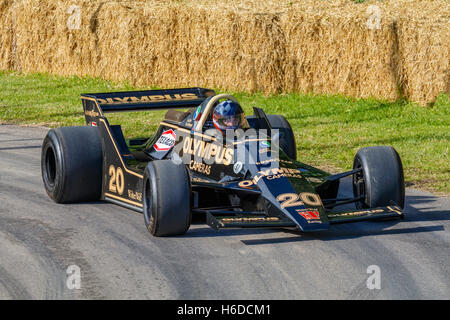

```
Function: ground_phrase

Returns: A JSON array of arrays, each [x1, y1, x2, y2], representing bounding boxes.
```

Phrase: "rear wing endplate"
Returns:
[[81, 87, 215, 113]]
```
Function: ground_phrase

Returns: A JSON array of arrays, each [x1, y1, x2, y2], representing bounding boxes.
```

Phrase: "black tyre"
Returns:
[[353, 146, 405, 209], [267, 114, 297, 160], [41, 126, 103, 203], [143, 160, 191, 236]]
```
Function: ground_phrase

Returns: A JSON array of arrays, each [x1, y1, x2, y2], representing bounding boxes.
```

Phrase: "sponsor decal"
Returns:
[[189, 160, 211, 175], [255, 158, 278, 165], [255, 158, 294, 166], [192, 177, 211, 183], [296, 209, 322, 223], [221, 217, 280, 222], [233, 161, 243, 174], [85, 110, 99, 117], [327, 207, 400, 218], [237, 167, 302, 187], [97, 93, 199, 105], [182, 136, 234, 166], [307, 177, 323, 184], [260, 140, 271, 148], [154, 129, 176, 152], [266, 171, 302, 180], [128, 190, 143, 202], [193, 105, 202, 121]]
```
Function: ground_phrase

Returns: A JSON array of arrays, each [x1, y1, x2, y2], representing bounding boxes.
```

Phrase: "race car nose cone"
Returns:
[[257, 174, 330, 232]]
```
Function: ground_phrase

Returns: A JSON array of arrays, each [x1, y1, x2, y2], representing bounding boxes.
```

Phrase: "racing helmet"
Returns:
[[212, 100, 247, 132]]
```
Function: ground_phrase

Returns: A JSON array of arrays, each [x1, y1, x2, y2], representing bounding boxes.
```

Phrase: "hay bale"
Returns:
[[282, 7, 400, 100], [0, 0, 14, 70], [127, 3, 285, 93], [14, 1, 58, 73], [395, 3, 449, 105], [13, 0, 101, 77], [1, 0, 448, 105], [87, 1, 134, 81]]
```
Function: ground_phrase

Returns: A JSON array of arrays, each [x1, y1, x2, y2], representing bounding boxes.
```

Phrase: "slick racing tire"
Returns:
[[41, 126, 103, 203], [267, 114, 297, 161], [353, 146, 405, 209], [143, 160, 191, 236]]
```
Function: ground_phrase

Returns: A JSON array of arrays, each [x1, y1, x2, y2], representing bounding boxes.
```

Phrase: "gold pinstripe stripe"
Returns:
[[98, 118, 143, 178], [387, 206, 402, 215], [105, 192, 143, 207]]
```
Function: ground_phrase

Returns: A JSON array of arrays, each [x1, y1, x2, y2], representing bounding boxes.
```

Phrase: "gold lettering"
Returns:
[[222, 217, 279, 222], [113, 97, 129, 103], [183, 136, 234, 165], [98, 93, 200, 104], [207, 144, 219, 160], [223, 148, 234, 166], [189, 160, 211, 175], [181, 93, 198, 100], [193, 139, 204, 157], [215, 148, 225, 164], [129, 96, 142, 103], [238, 180, 254, 188], [183, 137, 192, 154], [271, 167, 283, 175], [149, 95, 165, 101], [85, 110, 99, 117]]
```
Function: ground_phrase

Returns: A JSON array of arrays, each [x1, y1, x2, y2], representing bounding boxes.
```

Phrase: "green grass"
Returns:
[[0, 70, 448, 194]]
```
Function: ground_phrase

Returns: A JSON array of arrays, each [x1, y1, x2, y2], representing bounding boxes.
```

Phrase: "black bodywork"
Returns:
[[81, 88, 403, 232]]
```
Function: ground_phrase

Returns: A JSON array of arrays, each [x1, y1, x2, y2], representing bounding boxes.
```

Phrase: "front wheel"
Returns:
[[353, 146, 405, 209], [143, 160, 191, 236]]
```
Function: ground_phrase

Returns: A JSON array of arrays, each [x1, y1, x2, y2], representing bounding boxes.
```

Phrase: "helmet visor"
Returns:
[[214, 112, 247, 130]]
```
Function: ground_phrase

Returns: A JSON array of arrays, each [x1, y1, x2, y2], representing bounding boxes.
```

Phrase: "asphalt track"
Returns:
[[0, 124, 448, 299]]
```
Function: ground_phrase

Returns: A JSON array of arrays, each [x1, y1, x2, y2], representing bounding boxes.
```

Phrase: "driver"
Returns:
[[211, 100, 247, 133]]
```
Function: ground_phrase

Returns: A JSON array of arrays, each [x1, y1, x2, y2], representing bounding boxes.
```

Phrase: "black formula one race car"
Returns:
[[41, 88, 405, 236]]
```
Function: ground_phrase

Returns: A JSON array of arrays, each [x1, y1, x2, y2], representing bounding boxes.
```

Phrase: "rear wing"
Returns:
[[81, 87, 215, 113]]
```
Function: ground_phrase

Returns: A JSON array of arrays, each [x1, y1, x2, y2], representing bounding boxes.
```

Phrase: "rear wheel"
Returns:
[[143, 160, 191, 236], [353, 146, 405, 209], [41, 126, 103, 203]]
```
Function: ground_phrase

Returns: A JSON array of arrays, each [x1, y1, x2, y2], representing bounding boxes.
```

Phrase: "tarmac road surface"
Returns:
[[0, 124, 448, 299]]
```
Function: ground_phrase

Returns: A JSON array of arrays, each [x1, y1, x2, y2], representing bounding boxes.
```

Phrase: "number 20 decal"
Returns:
[[276, 193, 303, 208], [276, 192, 322, 208], [109, 165, 125, 195]]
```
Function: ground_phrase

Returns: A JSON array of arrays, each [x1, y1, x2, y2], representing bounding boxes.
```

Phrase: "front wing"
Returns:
[[206, 205, 403, 231]]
